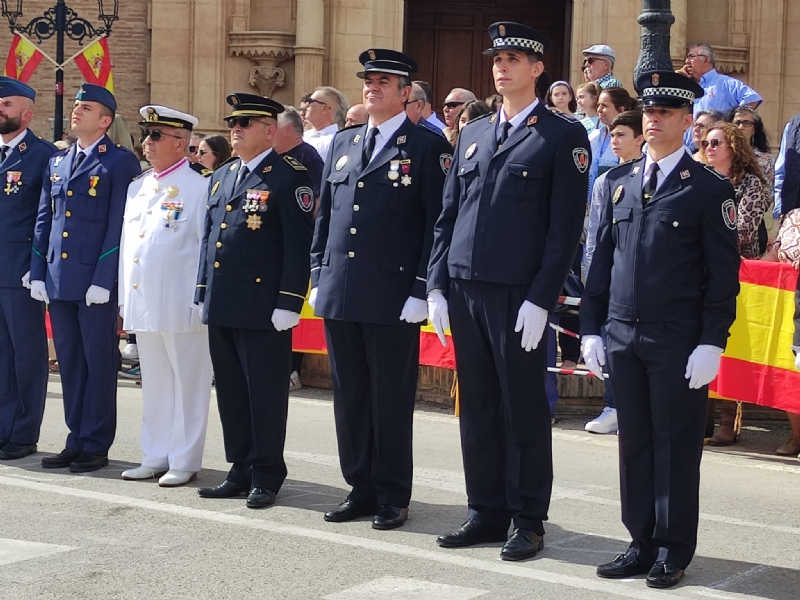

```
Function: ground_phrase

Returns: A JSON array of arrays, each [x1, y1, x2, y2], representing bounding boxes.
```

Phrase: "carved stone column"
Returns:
[[670, 0, 688, 69], [228, 31, 295, 97], [634, 0, 675, 88], [294, 0, 325, 100]]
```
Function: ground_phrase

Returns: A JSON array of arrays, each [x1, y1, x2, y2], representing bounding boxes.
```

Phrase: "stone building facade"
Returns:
[[0, 0, 797, 147]]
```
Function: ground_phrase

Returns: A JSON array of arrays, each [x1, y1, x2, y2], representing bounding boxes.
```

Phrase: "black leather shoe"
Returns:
[[500, 528, 544, 561], [197, 480, 249, 498], [246, 487, 276, 509], [437, 519, 509, 548], [372, 506, 408, 530], [646, 561, 685, 588], [597, 548, 652, 579], [324, 498, 379, 523], [0, 443, 37, 460], [41, 448, 81, 469], [69, 452, 109, 473]]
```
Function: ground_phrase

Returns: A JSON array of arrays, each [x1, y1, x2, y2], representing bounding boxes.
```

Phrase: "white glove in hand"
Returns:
[[85, 285, 111, 307], [271, 308, 300, 332], [308, 287, 318, 310], [190, 303, 203, 328], [581, 334, 606, 379], [427, 291, 449, 346], [21, 270, 31, 289], [685, 344, 724, 389], [514, 301, 548, 352], [30, 280, 49, 304], [399, 296, 428, 323]]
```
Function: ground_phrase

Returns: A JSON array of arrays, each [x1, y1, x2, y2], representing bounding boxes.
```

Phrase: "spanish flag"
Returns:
[[73, 37, 114, 92], [4, 34, 44, 83]]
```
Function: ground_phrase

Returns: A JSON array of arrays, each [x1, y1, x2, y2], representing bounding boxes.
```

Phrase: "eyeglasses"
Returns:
[[225, 117, 265, 129], [701, 138, 727, 149], [307, 98, 328, 109], [140, 128, 183, 143], [693, 122, 709, 130], [733, 120, 755, 128], [685, 53, 707, 60], [443, 102, 464, 110]]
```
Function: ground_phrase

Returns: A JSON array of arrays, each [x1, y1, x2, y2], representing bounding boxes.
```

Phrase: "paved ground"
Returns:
[[0, 375, 798, 599]]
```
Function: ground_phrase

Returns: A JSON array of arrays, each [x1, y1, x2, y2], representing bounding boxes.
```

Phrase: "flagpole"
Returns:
[[62, 36, 102, 69], [13, 32, 59, 68], [53, 0, 66, 140]]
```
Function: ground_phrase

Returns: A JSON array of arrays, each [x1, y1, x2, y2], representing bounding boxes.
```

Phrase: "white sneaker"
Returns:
[[585, 407, 618, 434], [289, 371, 302, 391], [121, 465, 167, 480], [158, 469, 197, 487], [121, 343, 139, 361]]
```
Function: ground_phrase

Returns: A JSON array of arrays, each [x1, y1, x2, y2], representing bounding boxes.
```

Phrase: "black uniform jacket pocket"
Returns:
[[657, 209, 699, 256], [506, 163, 544, 201], [327, 171, 349, 211], [612, 206, 633, 252]]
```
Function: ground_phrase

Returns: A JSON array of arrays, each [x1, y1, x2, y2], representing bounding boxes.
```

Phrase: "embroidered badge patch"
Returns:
[[439, 153, 452, 174], [613, 185, 624, 204], [336, 155, 348, 171], [572, 148, 589, 173], [722, 199, 737, 230], [296, 186, 314, 212], [680, 170, 690, 180], [465, 143, 477, 160]]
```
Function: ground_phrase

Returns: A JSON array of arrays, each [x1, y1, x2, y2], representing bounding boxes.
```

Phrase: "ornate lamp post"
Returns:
[[0, 0, 119, 140], [633, 0, 675, 87]]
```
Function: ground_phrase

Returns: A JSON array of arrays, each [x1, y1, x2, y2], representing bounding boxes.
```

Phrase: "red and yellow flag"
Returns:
[[4, 34, 44, 83], [73, 37, 114, 92]]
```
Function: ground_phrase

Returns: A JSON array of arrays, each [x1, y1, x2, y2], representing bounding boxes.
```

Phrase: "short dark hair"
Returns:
[[300, 93, 312, 104], [458, 99, 491, 123], [99, 105, 115, 127], [398, 76, 412, 92], [610, 110, 643, 137], [412, 80, 434, 105]]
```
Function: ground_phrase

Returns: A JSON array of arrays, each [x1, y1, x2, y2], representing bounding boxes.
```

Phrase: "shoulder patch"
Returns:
[[132, 168, 153, 181], [701, 163, 729, 181], [721, 198, 737, 230], [295, 186, 314, 212], [284, 155, 308, 171]]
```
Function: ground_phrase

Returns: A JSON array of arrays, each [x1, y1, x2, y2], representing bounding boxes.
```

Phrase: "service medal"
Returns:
[[246, 214, 263, 230], [388, 160, 400, 180], [166, 186, 179, 198], [401, 175, 412, 187]]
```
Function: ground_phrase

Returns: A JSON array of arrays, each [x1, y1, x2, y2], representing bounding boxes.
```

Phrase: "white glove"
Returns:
[[685, 344, 724, 389], [795, 352, 800, 372], [30, 280, 49, 304], [514, 300, 548, 352], [427, 290, 449, 346], [190, 303, 203, 328], [21, 270, 31, 289], [308, 287, 318, 310], [399, 296, 428, 323], [271, 308, 300, 332], [85, 285, 111, 307], [581, 334, 606, 379]]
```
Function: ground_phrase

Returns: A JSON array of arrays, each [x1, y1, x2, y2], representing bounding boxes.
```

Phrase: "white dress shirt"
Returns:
[[303, 123, 339, 164], [642, 145, 686, 193], [364, 111, 408, 164]]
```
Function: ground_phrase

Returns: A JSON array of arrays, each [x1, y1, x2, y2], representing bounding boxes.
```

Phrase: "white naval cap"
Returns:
[[138, 105, 198, 131]]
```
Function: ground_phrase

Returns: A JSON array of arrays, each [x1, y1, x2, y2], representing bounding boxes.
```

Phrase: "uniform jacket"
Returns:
[[0, 130, 56, 288], [120, 160, 209, 332], [30, 135, 141, 300], [580, 153, 740, 349], [427, 102, 590, 312], [310, 116, 453, 324], [195, 151, 314, 329]]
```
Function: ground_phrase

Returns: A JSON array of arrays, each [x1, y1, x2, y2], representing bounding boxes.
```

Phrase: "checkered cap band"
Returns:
[[493, 37, 545, 55], [642, 87, 696, 101]]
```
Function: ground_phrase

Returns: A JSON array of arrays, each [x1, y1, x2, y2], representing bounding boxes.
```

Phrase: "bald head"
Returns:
[[405, 83, 427, 124], [345, 103, 369, 128]]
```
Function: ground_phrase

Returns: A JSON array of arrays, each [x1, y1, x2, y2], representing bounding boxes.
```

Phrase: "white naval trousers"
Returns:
[[136, 330, 213, 472]]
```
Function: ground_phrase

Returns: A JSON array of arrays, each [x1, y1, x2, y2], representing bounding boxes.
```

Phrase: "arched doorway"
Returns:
[[404, 0, 572, 109]]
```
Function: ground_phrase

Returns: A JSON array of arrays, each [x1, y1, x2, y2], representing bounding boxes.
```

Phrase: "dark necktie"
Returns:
[[498, 121, 512, 147], [363, 127, 379, 167], [643, 163, 659, 202], [72, 151, 86, 175], [0, 146, 8, 163], [235, 165, 249, 188]]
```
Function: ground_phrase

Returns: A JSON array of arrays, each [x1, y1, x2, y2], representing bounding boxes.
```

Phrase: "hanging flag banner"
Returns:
[[4, 34, 44, 83], [73, 36, 114, 92]]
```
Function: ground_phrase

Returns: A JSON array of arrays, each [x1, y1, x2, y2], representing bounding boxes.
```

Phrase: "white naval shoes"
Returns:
[[289, 370, 303, 392], [158, 470, 197, 487], [121, 465, 168, 481], [584, 406, 618, 434], [120, 343, 139, 361]]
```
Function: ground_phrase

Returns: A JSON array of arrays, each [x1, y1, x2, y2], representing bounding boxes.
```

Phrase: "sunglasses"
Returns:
[[226, 117, 265, 129], [701, 138, 727, 149], [733, 120, 755, 128], [585, 57, 605, 65], [188, 145, 197, 153], [443, 102, 464, 110], [140, 128, 183, 143], [196, 149, 212, 157]]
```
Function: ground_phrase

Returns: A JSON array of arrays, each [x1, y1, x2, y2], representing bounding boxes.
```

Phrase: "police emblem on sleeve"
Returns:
[[721, 199, 737, 230], [296, 186, 314, 212], [439, 153, 452, 174], [572, 148, 589, 173]]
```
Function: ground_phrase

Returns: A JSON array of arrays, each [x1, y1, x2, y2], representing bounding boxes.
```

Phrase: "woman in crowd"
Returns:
[[545, 81, 577, 118], [195, 134, 232, 171], [575, 82, 601, 132], [700, 121, 771, 446], [485, 94, 502, 113], [453, 100, 491, 144], [588, 87, 638, 197], [690, 110, 726, 157]]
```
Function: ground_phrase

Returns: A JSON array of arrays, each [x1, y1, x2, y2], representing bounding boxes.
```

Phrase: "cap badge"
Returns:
[[651, 73, 660, 86], [146, 107, 158, 122], [498, 24, 506, 36], [231, 95, 240, 106], [368, 50, 376, 60]]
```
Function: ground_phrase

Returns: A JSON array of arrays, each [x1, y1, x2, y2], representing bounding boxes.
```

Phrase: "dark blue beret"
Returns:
[[0, 76, 36, 100], [75, 83, 117, 113]]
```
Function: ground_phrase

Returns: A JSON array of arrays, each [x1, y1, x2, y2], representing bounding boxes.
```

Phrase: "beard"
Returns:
[[0, 114, 22, 135]]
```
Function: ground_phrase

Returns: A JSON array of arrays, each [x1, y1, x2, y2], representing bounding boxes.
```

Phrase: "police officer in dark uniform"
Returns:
[[196, 93, 314, 509], [0, 78, 56, 460], [309, 49, 452, 530], [580, 72, 740, 589], [30, 84, 141, 472], [426, 23, 590, 560]]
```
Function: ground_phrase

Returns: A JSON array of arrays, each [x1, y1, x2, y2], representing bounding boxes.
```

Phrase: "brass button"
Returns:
[[353, 205, 360, 211], [400, 266, 405, 272], [215, 242, 222, 248], [133, 283, 138, 289], [139, 232, 145, 238], [522, 171, 528, 177], [255, 277, 261, 283], [67, 190, 73, 197], [65, 210, 72, 217], [214, 261, 220, 268], [133, 257, 139, 264], [612, 218, 617, 224], [357, 182, 364, 188], [673, 221, 679, 227], [61, 252, 67, 259], [226, 205, 232, 212], [393, 183, 398, 187], [350, 228, 356, 234], [62, 231, 69, 238], [220, 223, 227, 229], [348, 251, 355, 258]]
